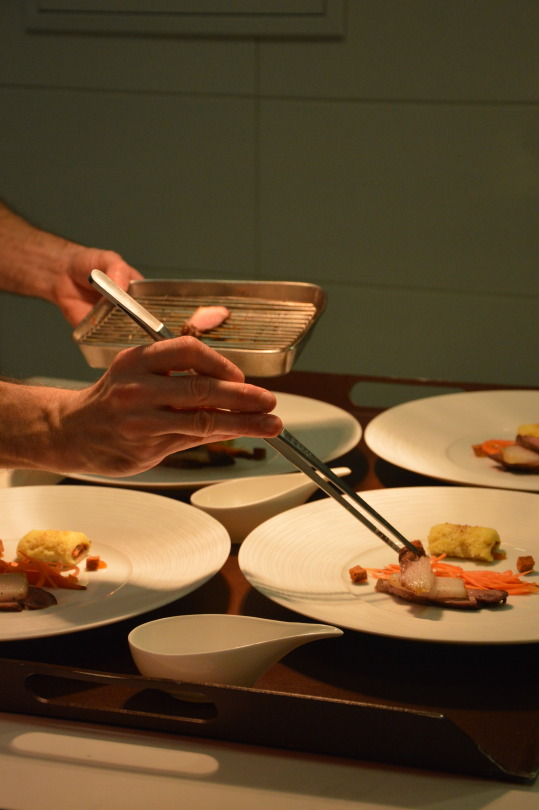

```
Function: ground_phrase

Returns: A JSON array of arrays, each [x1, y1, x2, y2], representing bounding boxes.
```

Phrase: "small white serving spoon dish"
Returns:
[[190, 466, 351, 543], [128, 614, 343, 688]]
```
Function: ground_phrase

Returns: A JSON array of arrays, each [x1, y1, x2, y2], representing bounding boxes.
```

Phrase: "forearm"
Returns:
[[0, 200, 80, 302], [0, 379, 70, 471]]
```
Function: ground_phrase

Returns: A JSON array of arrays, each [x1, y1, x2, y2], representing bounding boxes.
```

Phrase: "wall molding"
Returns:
[[24, 1, 346, 38]]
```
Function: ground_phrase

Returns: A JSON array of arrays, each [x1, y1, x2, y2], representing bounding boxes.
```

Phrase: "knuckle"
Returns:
[[191, 408, 217, 437], [187, 373, 213, 404], [179, 335, 200, 353], [109, 380, 145, 409], [110, 345, 144, 371]]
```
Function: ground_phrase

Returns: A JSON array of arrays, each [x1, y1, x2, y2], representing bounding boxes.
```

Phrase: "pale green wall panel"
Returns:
[[260, 1, 539, 101], [0, 89, 257, 275], [293, 282, 536, 387], [257, 99, 539, 295]]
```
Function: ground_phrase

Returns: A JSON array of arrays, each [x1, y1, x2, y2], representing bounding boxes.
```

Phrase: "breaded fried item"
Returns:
[[17, 530, 91, 566], [517, 423, 539, 438], [427, 523, 501, 562]]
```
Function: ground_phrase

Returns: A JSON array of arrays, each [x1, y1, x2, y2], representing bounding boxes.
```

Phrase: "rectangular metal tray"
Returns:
[[73, 279, 326, 376]]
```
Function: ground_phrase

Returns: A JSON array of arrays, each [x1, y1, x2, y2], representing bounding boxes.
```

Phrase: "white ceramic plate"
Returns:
[[64, 392, 362, 489], [0, 486, 230, 641], [364, 390, 539, 492], [239, 486, 539, 644]]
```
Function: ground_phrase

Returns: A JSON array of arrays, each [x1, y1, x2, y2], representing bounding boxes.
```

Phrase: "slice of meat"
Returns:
[[397, 541, 436, 595], [517, 434, 539, 453], [0, 584, 57, 611], [21, 586, 58, 610], [0, 600, 23, 612], [375, 578, 508, 609], [181, 306, 230, 337], [495, 444, 539, 471], [398, 540, 426, 566]]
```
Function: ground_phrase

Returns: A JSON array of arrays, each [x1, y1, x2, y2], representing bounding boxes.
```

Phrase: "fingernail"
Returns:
[[261, 414, 281, 433], [260, 391, 276, 409]]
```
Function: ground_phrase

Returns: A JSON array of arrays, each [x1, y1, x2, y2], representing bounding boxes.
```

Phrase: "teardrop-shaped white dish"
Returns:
[[129, 613, 343, 687]]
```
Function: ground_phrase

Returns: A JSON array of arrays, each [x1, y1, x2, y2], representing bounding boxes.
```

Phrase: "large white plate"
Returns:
[[364, 390, 539, 492], [64, 392, 362, 489], [239, 486, 539, 644], [0, 486, 230, 641]]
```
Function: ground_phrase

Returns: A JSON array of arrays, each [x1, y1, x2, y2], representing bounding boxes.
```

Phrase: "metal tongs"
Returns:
[[89, 269, 418, 556]]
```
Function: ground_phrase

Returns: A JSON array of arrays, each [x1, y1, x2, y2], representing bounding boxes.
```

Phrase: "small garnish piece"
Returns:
[[517, 555, 535, 574], [349, 564, 368, 583], [86, 555, 106, 571]]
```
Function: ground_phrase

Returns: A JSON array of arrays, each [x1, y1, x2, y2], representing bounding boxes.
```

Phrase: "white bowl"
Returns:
[[190, 467, 350, 543], [128, 613, 342, 688]]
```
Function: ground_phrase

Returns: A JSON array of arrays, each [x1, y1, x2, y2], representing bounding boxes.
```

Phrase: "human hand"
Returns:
[[38, 337, 283, 477], [52, 245, 143, 326]]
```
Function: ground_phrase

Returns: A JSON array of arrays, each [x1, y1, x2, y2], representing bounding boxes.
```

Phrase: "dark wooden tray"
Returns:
[[1, 548, 537, 785]]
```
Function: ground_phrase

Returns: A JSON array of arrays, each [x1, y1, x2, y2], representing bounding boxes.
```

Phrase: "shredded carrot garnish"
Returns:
[[367, 553, 538, 595], [0, 553, 86, 590]]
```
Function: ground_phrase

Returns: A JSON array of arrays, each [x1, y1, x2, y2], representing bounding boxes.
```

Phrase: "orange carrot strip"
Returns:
[[480, 439, 516, 456]]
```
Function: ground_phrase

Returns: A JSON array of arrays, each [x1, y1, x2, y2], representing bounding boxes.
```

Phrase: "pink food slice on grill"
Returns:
[[181, 305, 231, 337]]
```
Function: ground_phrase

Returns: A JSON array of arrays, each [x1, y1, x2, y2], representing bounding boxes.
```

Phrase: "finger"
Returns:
[[121, 336, 246, 382], [120, 407, 282, 442], [177, 409, 283, 439], [104, 262, 144, 288], [150, 374, 277, 414]]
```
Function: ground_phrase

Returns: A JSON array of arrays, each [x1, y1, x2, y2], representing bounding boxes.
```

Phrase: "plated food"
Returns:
[[0, 485, 231, 641], [239, 486, 539, 644], [473, 423, 539, 472], [364, 390, 539, 492], [161, 440, 266, 469], [349, 521, 536, 612], [371, 541, 510, 610], [0, 529, 99, 611]]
